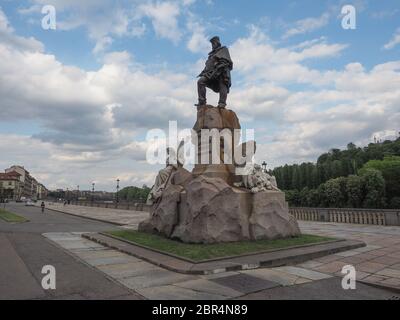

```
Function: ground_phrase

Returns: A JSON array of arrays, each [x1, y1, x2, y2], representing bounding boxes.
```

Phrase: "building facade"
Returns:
[[0, 172, 23, 200], [3, 165, 47, 200]]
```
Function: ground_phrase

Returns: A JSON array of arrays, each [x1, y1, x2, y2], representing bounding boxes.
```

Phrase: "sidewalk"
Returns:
[[40, 202, 149, 229]]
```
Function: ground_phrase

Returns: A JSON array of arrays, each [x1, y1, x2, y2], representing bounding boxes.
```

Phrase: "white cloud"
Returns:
[[384, 28, 400, 50], [139, 1, 182, 44], [230, 27, 346, 85], [18, 1, 200, 54], [283, 13, 330, 39], [92, 36, 113, 55], [0, 7, 44, 52], [186, 14, 210, 54]]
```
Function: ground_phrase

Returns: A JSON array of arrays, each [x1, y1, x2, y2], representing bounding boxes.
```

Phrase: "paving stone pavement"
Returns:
[[41, 204, 400, 292], [296, 221, 400, 290], [44, 232, 337, 300]]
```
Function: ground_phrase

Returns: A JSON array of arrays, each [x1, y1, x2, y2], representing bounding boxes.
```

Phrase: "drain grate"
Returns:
[[210, 273, 280, 294], [387, 295, 400, 300]]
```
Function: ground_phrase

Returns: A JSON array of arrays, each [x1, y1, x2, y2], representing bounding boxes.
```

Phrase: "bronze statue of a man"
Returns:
[[196, 36, 233, 108]]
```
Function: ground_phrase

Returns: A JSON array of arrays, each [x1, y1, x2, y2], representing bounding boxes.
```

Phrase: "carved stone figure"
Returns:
[[146, 164, 177, 205], [197, 36, 233, 108], [235, 164, 279, 193], [146, 146, 183, 205]]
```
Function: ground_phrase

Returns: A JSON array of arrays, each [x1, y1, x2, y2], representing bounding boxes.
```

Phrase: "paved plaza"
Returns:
[[3, 203, 400, 299], [40, 203, 400, 292], [41, 202, 148, 229], [296, 221, 400, 289], [43, 231, 395, 300]]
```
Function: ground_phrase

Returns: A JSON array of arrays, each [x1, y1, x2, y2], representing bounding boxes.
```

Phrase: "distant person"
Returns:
[[41, 201, 45, 213]]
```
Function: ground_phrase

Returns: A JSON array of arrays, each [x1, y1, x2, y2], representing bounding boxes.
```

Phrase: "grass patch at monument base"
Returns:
[[0, 208, 29, 223], [106, 230, 334, 262]]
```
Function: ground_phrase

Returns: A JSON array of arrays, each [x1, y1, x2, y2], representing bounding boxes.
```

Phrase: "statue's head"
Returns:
[[210, 36, 221, 50]]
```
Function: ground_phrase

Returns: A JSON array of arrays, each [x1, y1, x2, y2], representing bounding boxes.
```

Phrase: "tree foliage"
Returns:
[[276, 138, 400, 208], [118, 185, 150, 201]]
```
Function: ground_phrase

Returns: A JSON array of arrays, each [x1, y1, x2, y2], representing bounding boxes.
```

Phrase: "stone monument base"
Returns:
[[139, 168, 300, 244]]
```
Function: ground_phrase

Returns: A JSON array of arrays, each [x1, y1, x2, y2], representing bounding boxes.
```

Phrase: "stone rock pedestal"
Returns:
[[139, 105, 301, 243]]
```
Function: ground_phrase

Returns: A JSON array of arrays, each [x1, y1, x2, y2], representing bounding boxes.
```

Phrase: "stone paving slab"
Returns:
[[240, 268, 311, 286], [98, 261, 160, 279], [274, 266, 332, 281], [74, 249, 132, 260], [376, 268, 400, 279], [117, 269, 195, 290], [85, 255, 141, 267]]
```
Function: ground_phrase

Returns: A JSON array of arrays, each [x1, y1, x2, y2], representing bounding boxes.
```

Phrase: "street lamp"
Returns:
[[116, 179, 120, 204], [262, 161, 267, 173], [91, 182, 95, 204]]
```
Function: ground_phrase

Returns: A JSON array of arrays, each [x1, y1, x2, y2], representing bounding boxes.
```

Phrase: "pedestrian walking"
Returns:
[[41, 201, 45, 213]]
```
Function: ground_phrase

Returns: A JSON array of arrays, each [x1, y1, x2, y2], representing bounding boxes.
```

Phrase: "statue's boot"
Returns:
[[195, 101, 207, 108]]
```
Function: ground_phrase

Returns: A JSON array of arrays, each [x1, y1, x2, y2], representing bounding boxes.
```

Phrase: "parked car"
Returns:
[[25, 200, 35, 206]]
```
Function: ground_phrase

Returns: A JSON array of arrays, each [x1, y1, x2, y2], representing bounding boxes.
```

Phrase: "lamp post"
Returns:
[[91, 182, 95, 205], [262, 161, 267, 173], [116, 179, 120, 205]]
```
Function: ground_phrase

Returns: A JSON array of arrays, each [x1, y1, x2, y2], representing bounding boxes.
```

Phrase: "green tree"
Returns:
[[307, 189, 320, 207], [323, 178, 345, 208], [118, 185, 150, 201], [285, 190, 301, 206], [389, 197, 400, 209], [299, 187, 310, 206], [346, 175, 363, 208], [360, 156, 400, 201], [291, 165, 301, 190], [316, 184, 327, 207], [361, 169, 386, 208]]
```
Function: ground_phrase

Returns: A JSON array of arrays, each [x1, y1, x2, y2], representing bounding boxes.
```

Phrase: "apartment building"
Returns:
[[0, 172, 23, 200], [3, 165, 47, 200]]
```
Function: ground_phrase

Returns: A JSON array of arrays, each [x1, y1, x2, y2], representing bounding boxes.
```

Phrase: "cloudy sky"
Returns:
[[0, 0, 399, 191]]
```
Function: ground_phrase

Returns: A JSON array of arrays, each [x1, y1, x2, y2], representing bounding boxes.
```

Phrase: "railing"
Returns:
[[290, 207, 400, 226], [65, 200, 151, 212]]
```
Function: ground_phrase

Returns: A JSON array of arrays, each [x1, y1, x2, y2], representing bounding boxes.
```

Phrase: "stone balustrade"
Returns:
[[60, 200, 400, 227], [290, 207, 400, 226], [68, 200, 151, 212]]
